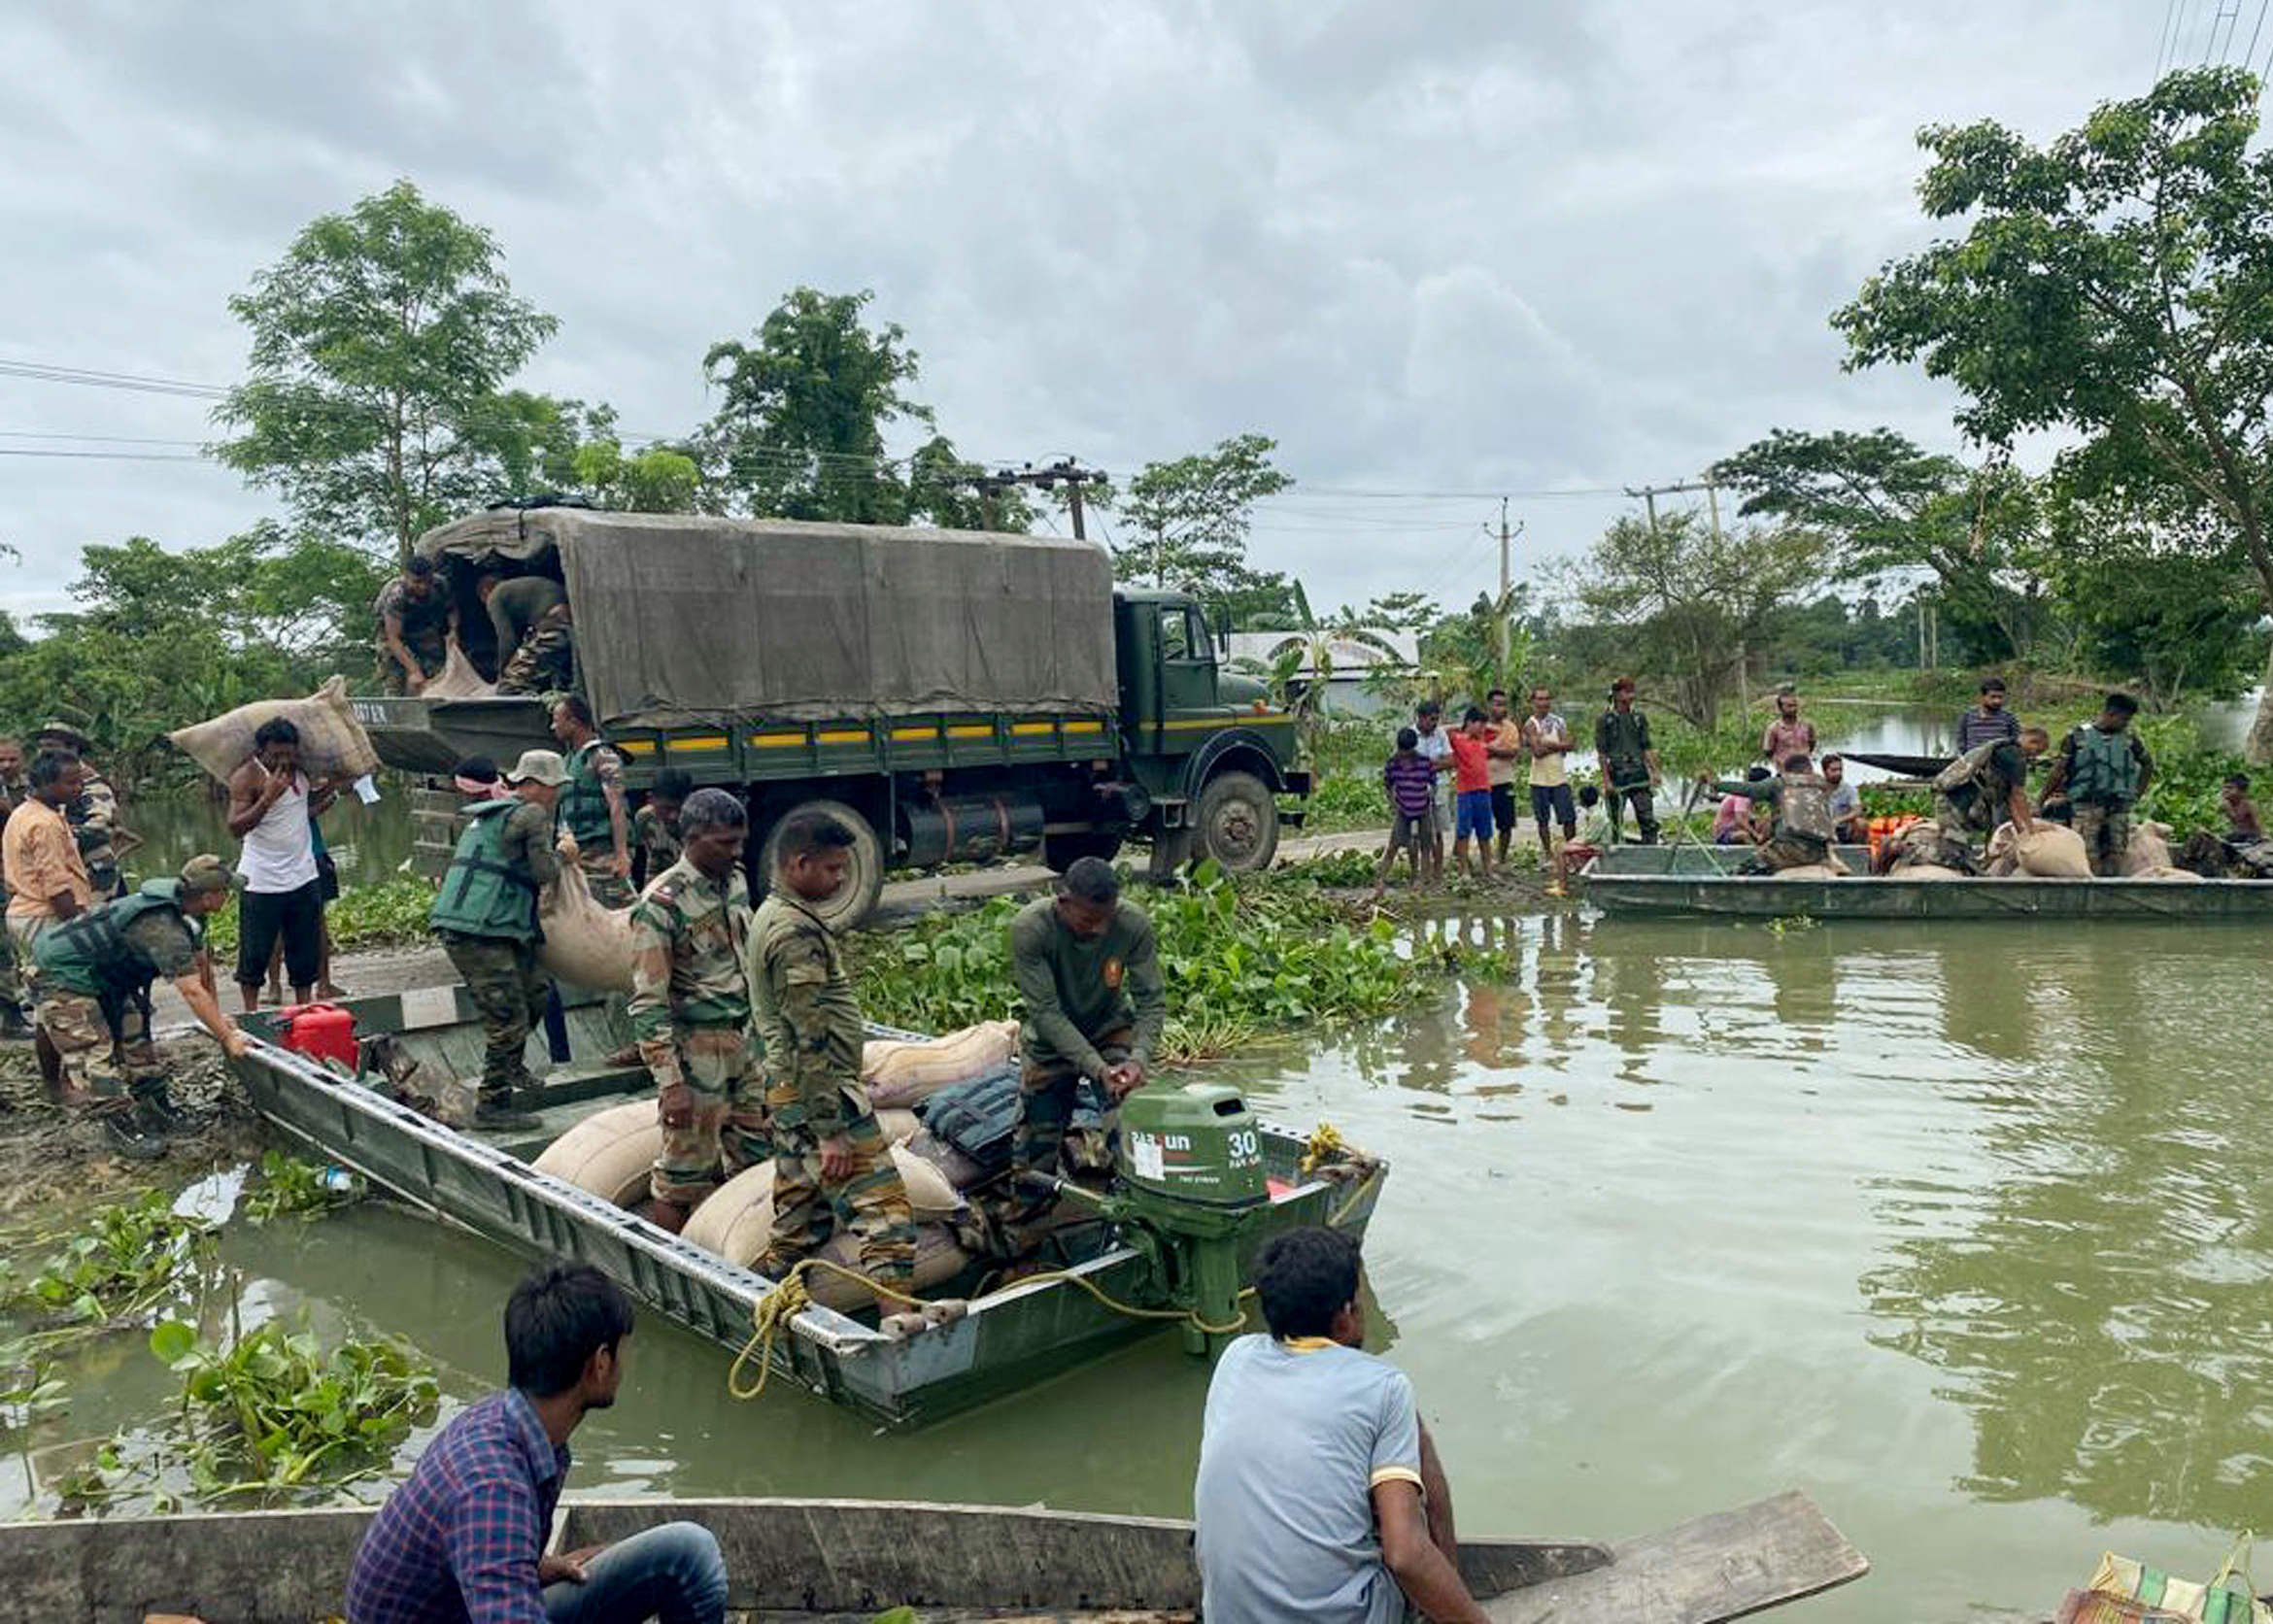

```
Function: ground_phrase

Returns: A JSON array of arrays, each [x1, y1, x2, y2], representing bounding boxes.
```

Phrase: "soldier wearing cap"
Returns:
[[429, 749, 566, 1132], [35, 719, 129, 899], [32, 855, 246, 1158]]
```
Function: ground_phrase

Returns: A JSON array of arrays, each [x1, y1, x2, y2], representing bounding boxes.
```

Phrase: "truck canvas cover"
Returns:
[[416, 509, 1119, 730]]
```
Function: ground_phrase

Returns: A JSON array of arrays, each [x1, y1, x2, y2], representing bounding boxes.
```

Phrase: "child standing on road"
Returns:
[[1447, 707, 1496, 879], [1372, 727, 1441, 900]]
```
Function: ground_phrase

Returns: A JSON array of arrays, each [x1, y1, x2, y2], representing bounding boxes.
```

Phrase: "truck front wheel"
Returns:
[[1194, 770, 1280, 872], [758, 798, 885, 930]]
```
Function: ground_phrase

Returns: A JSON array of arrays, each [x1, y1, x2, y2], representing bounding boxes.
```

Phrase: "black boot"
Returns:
[[0, 1001, 33, 1042], [135, 1089, 192, 1137], [101, 1111, 167, 1162], [474, 1095, 544, 1132]]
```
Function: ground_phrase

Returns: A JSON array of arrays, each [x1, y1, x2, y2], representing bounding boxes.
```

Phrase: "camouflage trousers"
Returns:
[[579, 851, 635, 910], [1932, 791, 1995, 863], [7, 915, 55, 1004], [759, 1108, 917, 1291], [651, 1024, 770, 1206], [0, 905, 20, 1015], [36, 989, 159, 1114], [1012, 1027, 1131, 1213], [378, 634, 448, 696], [496, 623, 574, 696], [440, 931, 550, 1102], [2072, 803, 2133, 878], [1739, 833, 1830, 875]]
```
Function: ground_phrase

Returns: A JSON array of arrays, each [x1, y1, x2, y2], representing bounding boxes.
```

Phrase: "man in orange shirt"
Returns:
[[5, 751, 93, 1100], [1445, 706, 1496, 879]]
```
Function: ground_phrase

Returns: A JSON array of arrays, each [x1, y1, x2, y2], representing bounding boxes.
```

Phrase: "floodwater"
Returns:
[[10, 907, 2273, 1622]]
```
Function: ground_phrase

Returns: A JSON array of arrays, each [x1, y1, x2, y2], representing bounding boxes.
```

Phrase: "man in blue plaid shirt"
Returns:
[[347, 1264, 727, 1623]]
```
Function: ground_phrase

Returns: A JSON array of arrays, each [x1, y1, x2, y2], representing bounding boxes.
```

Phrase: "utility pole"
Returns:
[[954, 458, 1108, 538], [1495, 497, 1524, 680]]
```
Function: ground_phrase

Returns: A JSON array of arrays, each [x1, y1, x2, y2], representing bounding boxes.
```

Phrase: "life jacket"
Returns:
[[1777, 773, 1835, 844], [559, 740, 614, 852], [35, 879, 196, 999], [2067, 725, 2142, 804], [1933, 740, 2007, 796], [428, 799, 540, 940]]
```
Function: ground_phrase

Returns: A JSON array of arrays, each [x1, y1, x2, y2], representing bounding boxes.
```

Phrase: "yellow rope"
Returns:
[[725, 1256, 932, 1402]]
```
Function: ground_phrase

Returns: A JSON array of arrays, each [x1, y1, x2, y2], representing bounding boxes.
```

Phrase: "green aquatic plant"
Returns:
[[0, 1189, 213, 1329], [60, 1317, 438, 1508], [243, 1150, 364, 1224]]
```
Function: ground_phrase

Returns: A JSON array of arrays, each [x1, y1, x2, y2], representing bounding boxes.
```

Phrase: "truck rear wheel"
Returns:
[[759, 799, 885, 930], [1194, 770, 1280, 872], [1042, 831, 1125, 873]]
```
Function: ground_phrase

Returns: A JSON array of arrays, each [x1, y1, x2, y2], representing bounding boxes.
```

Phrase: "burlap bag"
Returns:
[[536, 863, 636, 994], [421, 644, 498, 700], [2015, 824, 2093, 878], [167, 675, 381, 785]]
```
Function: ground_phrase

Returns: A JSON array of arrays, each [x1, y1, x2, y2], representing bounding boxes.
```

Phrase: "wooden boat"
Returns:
[[230, 988, 1388, 1431], [1580, 843, 2273, 919], [0, 1489, 1868, 1622]]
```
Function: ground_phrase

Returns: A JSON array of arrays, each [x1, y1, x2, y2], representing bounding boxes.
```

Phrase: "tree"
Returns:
[[903, 437, 1035, 531], [1357, 591, 1442, 631], [1565, 509, 1824, 730], [1833, 67, 2273, 759], [699, 288, 932, 524], [1104, 433, 1293, 606], [213, 180, 561, 564], [1711, 429, 2059, 662], [1231, 582, 1401, 741], [570, 438, 704, 513]]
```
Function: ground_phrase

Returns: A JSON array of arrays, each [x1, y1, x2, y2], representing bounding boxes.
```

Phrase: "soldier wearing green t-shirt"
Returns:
[[1006, 858, 1167, 1213]]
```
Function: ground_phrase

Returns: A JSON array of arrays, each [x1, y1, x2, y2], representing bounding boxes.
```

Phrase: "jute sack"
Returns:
[[530, 1100, 659, 1208], [903, 1127, 989, 1193], [2120, 821, 2175, 876], [807, 1223, 972, 1314], [168, 675, 381, 786], [863, 1021, 1021, 1107], [2015, 824, 2092, 878], [537, 863, 636, 994], [680, 1154, 963, 1269], [2131, 865, 2204, 882], [1891, 863, 1966, 881], [874, 1107, 922, 1146], [422, 643, 498, 700]]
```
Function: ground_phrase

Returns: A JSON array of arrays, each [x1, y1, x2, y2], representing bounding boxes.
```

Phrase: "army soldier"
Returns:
[[550, 694, 633, 907], [33, 855, 247, 1159], [629, 788, 765, 1234], [747, 812, 916, 1311], [428, 750, 565, 1132], [497, 601, 578, 696], [631, 768, 693, 891], [1006, 857, 1167, 1218], [374, 554, 456, 694], [36, 720, 128, 899]]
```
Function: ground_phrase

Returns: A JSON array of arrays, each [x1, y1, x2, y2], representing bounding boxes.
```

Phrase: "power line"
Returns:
[[2248, 0, 2272, 71], [0, 358, 224, 399], [0, 428, 207, 446], [0, 448, 207, 461]]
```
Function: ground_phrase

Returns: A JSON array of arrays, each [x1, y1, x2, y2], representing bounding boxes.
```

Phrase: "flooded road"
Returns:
[[12, 907, 2273, 1620]]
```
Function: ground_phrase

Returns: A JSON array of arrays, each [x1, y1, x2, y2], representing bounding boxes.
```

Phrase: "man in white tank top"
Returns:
[[225, 718, 335, 1010]]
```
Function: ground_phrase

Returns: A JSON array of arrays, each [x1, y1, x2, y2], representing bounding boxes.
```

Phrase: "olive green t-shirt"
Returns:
[[1007, 895, 1168, 1081]]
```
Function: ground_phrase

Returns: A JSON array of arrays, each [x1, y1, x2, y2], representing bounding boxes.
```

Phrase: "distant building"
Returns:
[[1222, 628, 1420, 719]]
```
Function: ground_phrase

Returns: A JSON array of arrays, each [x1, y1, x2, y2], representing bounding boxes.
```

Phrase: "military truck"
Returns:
[[355, 506, 1308, 927]]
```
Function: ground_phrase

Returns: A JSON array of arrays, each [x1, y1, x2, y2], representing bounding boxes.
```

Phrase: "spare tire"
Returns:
[[758, 798, 884, 930], [530, 1100, 660, 1209]]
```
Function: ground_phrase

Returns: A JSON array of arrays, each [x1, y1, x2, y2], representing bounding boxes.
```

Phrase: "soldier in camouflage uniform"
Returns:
[[428, 751, 565, 1132], [0, 737, 30, 1037], [36, 722, 126, 899], [550, 694, 634, 908], [630, 768, 692, 891], [629, 788, 765, 1232], [497, 602, 577, 696], [747, 811, 915, 1307]]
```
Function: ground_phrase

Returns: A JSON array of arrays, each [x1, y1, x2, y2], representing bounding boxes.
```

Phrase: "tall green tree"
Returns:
[[1104, 433, 1293, 605], [1834, 67, 2273, 759], [212, 180, 561, 565], [1565, 509, 1824, 730], [699, 288, 933, 524]]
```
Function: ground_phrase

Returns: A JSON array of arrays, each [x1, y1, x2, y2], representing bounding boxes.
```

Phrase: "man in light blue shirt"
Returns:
[[1194, 1227, 1487, 1624]]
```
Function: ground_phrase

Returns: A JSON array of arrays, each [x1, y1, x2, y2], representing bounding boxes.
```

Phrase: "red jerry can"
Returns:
[[276, 1002, 357, 1069]]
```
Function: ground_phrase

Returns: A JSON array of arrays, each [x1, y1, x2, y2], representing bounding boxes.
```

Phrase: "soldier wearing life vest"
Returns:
[[2039, 694, 2154, 878], [549, 695, 632, 909], [1927, 725, 2051, 871], [1699, 755, 1838, 874], [32, 855, 246, 1159], [429, 750, 566, 1131]]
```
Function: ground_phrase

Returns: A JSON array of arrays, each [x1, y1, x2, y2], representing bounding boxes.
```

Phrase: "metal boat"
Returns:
[[1579, 843, 2273, 919], [0, 1489, 1868, 1623], [231, 987, 1387, 1430]]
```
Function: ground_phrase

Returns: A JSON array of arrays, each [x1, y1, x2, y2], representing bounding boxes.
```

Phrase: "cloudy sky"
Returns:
[[0, 2, 2217, 623]]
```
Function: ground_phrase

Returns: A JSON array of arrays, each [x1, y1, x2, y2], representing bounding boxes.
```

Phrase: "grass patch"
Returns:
[[206, 876, 437, 957]]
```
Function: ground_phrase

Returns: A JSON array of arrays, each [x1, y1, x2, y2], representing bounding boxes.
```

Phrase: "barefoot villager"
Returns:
[[226, 718, 336, 1012], [346, 1263, 729, 1624], [628, 789, 765, 1235]]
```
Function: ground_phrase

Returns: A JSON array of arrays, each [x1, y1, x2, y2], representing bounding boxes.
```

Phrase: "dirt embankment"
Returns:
[[0, 1043, 267, 1211]]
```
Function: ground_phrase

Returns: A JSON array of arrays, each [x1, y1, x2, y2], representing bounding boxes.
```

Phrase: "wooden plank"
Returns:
[[1485, 1490, 1867, 1624]]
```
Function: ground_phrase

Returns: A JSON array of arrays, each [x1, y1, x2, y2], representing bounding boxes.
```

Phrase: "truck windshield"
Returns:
[[1160, 607, 1206, 661]]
